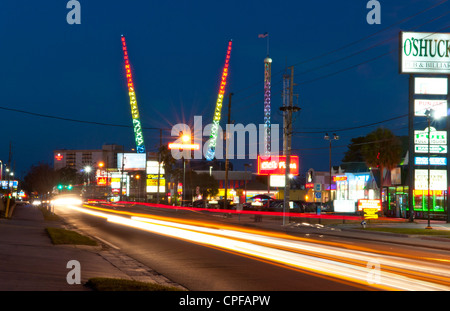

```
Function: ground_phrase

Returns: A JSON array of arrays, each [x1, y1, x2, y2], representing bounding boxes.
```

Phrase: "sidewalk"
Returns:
[[0, 203, 184, 291]]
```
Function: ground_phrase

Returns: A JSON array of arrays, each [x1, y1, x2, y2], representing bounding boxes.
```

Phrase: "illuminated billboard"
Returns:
[[147, 174, 165, 193], [414, 77, 448, 95], [357, 199, 382, 212], [400, 32, 450, 75], [117, 153, 146, 171], [414, 100, 447, 118], [257, 155, 299, 176], [414, 127, 447, 145], [269, 175, 285, 187], [415, 157, 447, 166], [146, 161, 165, 175], [415, 169, 447, 191]]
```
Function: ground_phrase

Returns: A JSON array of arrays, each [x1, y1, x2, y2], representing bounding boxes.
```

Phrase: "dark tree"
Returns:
[[361, 128, 402, 188], [341, 136, 367, 163], [23, 163, 58, 195]]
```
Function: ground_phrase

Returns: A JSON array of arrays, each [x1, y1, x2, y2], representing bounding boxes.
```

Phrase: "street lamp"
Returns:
[[324, 133, 339, 203], [424, 109, 439, 230], [135, 174, 141, 202], [244, 163, 252, 203], [84, 166, 92, 186]]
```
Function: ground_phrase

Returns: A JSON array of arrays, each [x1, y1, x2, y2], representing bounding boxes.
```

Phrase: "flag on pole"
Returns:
[[258, 32, 268, 38]]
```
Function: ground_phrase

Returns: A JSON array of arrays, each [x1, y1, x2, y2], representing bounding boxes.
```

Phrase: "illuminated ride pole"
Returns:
[[121, 35, 146, 154], [264, 56, 272, 155], [205, 40, 233, 161]]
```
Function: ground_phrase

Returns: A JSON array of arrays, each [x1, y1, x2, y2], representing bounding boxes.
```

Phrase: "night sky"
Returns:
[[1, 0, 448, 179]]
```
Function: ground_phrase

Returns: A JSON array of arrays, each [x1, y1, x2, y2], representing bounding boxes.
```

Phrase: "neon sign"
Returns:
[[121, 35, 145, 154], [357, 199, 382, 211], [206, 40, 233, 161], [257, 156, 299, 175], [168, 143, 200, 150], [333, 176, 347, 182]]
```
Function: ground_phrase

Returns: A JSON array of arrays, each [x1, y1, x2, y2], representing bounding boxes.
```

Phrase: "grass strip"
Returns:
[[86, 277, 184, 291], [39, 207, 60, 221], [45, 227, 98, 245], [362, 227, 450, 237]]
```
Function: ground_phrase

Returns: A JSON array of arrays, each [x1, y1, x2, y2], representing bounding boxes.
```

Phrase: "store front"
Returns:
[[334, 172, 376, 213]]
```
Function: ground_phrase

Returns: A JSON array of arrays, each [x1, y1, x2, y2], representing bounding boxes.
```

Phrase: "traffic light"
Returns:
[[57, 184, 73, 191]]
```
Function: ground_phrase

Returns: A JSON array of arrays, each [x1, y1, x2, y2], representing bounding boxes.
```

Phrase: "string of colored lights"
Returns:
[[264, 57, 272, 154], [121, 35, 146, 154], [205, 40, 233, 161]]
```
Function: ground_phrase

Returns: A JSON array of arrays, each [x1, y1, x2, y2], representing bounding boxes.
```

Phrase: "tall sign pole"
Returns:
[[400, 31, 450, 224]]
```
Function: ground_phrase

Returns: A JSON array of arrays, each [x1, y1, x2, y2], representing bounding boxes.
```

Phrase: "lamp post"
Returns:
[[425, 109, 433, 230], [324, 133, 339, 203], [244, 163, 252, 203]]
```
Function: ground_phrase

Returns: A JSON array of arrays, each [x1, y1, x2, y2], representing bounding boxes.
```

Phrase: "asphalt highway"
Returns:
[[53, 202, 450, 291]]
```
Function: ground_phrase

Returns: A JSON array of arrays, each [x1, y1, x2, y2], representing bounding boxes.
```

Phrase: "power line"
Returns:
[[292, 114, 408, 134], [230, 0, 448, 99], [0, 105, 168, 131]]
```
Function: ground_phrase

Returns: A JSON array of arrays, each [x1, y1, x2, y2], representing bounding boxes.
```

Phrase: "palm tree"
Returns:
[[361, 128, 402, 191]]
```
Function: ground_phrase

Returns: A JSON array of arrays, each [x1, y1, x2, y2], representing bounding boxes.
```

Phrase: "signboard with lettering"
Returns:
[[414, 127, 447, 145], [414, 100, 447, 118], [415, 169, 447, 191], [415, 145, 447, 154], [400, 32, 450, 75], [257, 155, 299, 176], [357, 199, 382, 212], [415, 157, 447, 166], [363, 208, 379, 220]]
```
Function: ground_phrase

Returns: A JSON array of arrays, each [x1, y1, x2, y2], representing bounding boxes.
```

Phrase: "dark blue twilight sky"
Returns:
[[0, 0, 448, 178]]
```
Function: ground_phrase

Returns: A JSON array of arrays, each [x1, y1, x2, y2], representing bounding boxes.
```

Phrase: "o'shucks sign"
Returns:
[[400, 32, 450, 74]]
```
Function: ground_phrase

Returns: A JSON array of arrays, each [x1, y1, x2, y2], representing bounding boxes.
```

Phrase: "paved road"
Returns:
[[55, 203, 450, 291]]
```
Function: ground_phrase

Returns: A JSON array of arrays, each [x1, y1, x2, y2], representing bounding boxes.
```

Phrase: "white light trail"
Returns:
[[62, 204, 450, 291]]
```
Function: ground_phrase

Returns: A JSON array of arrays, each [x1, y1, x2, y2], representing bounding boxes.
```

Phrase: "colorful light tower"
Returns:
[[264, 56, 272, 155], [205, 40, 233, 161], [121, 35, 145, 154]]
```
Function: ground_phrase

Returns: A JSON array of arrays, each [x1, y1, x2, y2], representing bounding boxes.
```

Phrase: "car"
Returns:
[[267, 200, 304, 213], [191, 199, 208, 208]]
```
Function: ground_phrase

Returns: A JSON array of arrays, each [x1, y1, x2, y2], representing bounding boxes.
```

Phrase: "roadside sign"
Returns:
[[315, 192, 322, 199], [314, 183, 322, 191], [414, 128, 447, 145], [363, 208, 379, 220], [415, 145, 447, 154], [357, 199, 381, 211]]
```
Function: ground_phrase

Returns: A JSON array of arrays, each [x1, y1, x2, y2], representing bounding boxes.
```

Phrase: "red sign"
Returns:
[[97, 177, 109, 186], [333, 176, 347, 182], [55, 153, 63, 161], [305, 183, 314, 189], [357, 199, 382, 211], [257, 156, 299, 176]]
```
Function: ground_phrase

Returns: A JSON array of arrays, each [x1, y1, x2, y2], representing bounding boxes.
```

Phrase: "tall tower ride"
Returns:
[[205, 40, 233, 161], [264, 56, 272, 155], [121, 35, 146, 154]]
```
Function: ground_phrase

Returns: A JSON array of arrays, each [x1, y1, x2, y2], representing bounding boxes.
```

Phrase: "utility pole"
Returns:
[[157, 128, 162, 204], [224, 93, 233, 210], [280, 67, 300, 226]]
